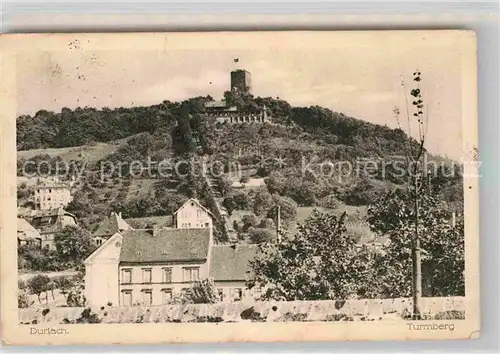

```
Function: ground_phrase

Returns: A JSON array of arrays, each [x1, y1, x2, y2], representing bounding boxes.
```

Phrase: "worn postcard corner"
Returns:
[[1, 30, 479, 345]]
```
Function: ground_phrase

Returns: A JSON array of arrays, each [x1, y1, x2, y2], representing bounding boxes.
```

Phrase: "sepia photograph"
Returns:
[[1, 30, 479, 345]]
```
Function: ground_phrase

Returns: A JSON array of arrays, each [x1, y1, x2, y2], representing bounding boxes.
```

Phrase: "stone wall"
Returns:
[[19, 297, 466, 324]]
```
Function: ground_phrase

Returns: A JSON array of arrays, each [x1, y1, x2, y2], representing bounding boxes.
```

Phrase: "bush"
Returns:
[[241, 214, 259, 231], [62, 308, 101, 324], [259, 218, 276, 229], [186, 279, 220, 304], [434, 310, 465, 320], [233, 192, 251, 210], [319, 194, 340, 209], [256, 166, 270, 178], [277, 312, 308, 322]]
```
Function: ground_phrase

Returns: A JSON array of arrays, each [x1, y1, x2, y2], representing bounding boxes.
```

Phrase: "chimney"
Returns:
[[118, 212, 122, 219], [147, 222, 159, 236]]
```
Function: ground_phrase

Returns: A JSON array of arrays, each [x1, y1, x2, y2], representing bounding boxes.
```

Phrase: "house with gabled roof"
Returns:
[[85, 226, 262, 307], [85, 226, 213, 307], [92, 211, 131, 247], [85, 198, 263, 307], [210, 244, 261, 302], [34, 180, 73, 210], [27, 207, 77, 249], [173, 198, 213, 229], [17, 218, 42, 248]]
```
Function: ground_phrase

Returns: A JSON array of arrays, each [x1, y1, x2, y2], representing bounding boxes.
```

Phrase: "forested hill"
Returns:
[[17, 94, 463, 229], [17, 94, 413, 159]]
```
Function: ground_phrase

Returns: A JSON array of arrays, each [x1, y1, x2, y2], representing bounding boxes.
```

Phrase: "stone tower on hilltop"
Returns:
[[230, 69, 252, 94]]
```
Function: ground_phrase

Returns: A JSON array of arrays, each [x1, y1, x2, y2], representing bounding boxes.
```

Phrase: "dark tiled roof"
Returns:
[[125, 215, 174, 229], [209, 244, 259, 282], [173, 198, 213, 217], [94, 213, 130, 237], [119, 228, 211, 263]]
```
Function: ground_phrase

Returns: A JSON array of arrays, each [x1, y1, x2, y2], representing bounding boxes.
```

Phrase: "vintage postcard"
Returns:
[[1, 30, 479, 345]]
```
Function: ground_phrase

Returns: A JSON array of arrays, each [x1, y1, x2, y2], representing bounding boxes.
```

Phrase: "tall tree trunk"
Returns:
[[412, 173, 422, 319]]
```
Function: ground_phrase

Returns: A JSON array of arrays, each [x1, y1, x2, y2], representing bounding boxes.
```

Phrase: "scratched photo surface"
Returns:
[[1, 31, 479, 345]]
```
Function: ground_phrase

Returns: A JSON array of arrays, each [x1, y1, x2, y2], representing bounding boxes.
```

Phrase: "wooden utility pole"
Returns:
[[276, 205, 281, 243]]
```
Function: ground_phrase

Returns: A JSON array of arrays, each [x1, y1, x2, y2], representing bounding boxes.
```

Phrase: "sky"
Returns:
[[15, 32, 469, 160]]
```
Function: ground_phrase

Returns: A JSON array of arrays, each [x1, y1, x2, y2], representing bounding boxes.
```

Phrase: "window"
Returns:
[[162, 289, 173, 304], [217, 288, 224, 302], [95, 239, 103, 246], [142, 290, 153, 306], [121, 269, 132, 284], [205, 223, 209, 227], [162, 267, 172, 283], [122, 290, 132, 306], [142, 268, 152, 284], [233, 288, 243, 302], [182, 267, 200, 282], [197, 209, 203, 218]]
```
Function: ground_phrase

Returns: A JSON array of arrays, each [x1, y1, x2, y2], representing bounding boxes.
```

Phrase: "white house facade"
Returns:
[[34, 181, 73, 210], [174, 199, 213, 229]]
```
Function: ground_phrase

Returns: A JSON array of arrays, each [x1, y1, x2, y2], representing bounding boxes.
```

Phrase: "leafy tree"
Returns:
[[344, 178, 387, 206], [232, 192, 251, 210], [248, 211, 375, 300], [367, 189, 464, 297], [18, 280, 32, 308], [65, 272, 86, 307], [54, 226, 96, 268], [266, 196, 298, 225], [222, 197, 237, 216], [18, 244, 64, 272], [53, 276, 74, 303], [27, 275, 51, 304], [216, 175, 233, 197], [253, 190, 273, 216]]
